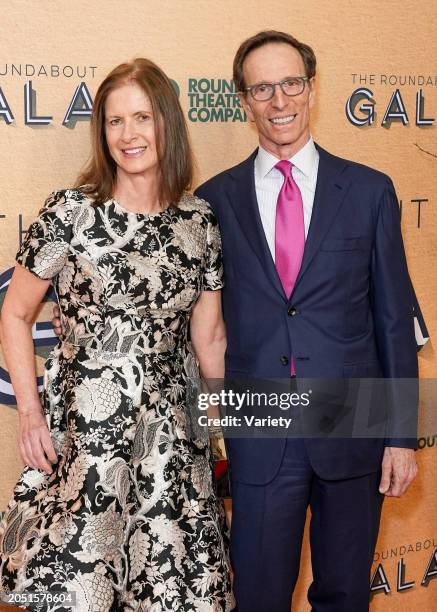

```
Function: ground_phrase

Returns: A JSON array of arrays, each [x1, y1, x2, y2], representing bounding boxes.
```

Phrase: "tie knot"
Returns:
[[275, 159, 293, 178]]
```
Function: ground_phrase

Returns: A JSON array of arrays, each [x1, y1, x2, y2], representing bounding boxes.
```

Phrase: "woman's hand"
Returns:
[[18, 405, 58, 474]]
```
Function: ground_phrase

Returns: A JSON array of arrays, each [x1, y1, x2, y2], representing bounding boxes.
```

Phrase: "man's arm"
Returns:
[[370, 177, 418, 496]]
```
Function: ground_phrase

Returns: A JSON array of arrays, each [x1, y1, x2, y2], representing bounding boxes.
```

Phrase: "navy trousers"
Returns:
[[230, 439, 384, 611]]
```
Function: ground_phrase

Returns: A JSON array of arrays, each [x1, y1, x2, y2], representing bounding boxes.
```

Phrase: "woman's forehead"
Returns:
[[105, 82, 152, 114]]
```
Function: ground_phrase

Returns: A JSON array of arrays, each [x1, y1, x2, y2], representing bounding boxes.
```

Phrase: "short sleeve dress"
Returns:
[[0, 189, 235, 611]]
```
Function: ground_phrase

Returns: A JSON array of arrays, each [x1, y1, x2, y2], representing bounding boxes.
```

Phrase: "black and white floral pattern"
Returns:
[[0, 190, 234, 611]]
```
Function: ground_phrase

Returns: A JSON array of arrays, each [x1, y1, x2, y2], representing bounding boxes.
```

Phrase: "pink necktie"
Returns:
[[274, 160, 305, 375]]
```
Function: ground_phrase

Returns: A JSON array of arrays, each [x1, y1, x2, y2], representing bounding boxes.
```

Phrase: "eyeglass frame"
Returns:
[[243, 76, 310, 101]]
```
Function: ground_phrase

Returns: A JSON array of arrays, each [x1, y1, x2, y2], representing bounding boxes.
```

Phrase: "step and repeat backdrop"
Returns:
[[0, 1, 436, 609]]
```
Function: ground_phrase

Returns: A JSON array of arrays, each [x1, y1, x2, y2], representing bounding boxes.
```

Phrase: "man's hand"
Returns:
[[52, 304, 62, 336], [379, 447, 417, 497]]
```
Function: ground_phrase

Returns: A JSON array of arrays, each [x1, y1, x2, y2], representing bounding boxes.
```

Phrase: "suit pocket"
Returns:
[[343, 360, 382, 377], [320, 237, 371, 251]]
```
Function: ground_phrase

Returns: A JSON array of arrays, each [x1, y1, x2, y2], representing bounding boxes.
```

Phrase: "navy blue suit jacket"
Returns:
[[195, 145, 418, 484]]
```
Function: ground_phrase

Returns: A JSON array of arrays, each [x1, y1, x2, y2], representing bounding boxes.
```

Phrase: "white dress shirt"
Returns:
[[254, 137, 319, 262]]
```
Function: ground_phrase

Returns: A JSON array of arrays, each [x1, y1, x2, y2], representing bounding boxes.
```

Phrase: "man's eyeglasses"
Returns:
[[244, 76, 309, 101]]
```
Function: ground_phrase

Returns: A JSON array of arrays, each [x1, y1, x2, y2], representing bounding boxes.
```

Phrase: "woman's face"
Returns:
[[104, 81, 160, 181]]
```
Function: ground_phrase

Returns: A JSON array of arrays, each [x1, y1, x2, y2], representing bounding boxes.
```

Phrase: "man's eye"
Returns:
[[284, 79, 300, 87], [256, 84, 269, 93]]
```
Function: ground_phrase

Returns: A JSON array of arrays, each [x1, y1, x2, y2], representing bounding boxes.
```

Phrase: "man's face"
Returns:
[[239, 42, 315, 160]]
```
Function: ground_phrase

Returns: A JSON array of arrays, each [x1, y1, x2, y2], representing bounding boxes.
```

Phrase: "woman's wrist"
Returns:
[[17, 400, 43, 416]]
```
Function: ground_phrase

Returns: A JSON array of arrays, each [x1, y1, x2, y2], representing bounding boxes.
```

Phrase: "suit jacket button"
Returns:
[[288, 306, 297, 316], [280, 356, 289, 365]]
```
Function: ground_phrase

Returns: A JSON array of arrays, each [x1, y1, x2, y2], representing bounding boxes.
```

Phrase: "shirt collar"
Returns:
[[255, 137, 318, 179]]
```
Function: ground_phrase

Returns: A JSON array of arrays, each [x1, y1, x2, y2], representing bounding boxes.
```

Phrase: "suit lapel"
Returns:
[[228, 151, 286, 299], [292, 145, 351, 295], [226, 145, 351, 300]]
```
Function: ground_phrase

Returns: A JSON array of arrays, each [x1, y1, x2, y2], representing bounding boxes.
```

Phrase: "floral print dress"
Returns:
[[0, 189, 234, 611]]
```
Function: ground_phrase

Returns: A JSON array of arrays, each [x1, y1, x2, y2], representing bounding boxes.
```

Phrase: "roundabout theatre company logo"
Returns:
[[185, 78, 246, 122]]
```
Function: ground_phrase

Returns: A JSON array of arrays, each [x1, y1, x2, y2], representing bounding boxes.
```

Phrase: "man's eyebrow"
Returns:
[[250, 75, 303, 84]]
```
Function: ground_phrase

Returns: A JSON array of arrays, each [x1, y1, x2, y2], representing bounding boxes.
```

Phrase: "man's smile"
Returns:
[[270, 114, 297, 125]]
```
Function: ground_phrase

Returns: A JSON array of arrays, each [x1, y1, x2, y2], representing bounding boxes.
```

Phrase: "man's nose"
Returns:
[[271, 85, 289, 109]]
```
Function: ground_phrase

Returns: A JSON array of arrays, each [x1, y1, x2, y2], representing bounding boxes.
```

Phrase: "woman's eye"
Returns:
[[109, 118, 120, 126], [138, 114, 150, 122]]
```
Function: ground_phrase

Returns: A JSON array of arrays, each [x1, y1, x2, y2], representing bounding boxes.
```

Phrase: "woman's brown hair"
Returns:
[[76, 58, 193, 206]]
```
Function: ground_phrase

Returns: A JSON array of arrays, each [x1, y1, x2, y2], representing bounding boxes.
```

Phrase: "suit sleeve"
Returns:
[[194, 183, 214, 208], [369, 177, 418, 448]]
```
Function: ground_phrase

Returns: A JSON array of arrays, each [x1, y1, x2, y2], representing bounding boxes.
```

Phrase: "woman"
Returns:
[[0, 58, 234, 611]]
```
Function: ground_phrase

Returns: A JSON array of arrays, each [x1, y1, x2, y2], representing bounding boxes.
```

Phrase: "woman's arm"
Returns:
[[0, 263, 58, 473], [190, 290, 226, 380]]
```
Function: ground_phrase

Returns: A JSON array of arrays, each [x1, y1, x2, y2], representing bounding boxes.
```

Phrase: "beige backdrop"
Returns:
[[0, 1, 436, 609]]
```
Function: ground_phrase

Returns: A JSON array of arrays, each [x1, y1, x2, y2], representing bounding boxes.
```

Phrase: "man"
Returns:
[[195, 31, 418, 611]]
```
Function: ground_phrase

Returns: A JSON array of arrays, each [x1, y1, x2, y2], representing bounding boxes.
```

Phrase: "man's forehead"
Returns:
[[243, 43, 305, 80]]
